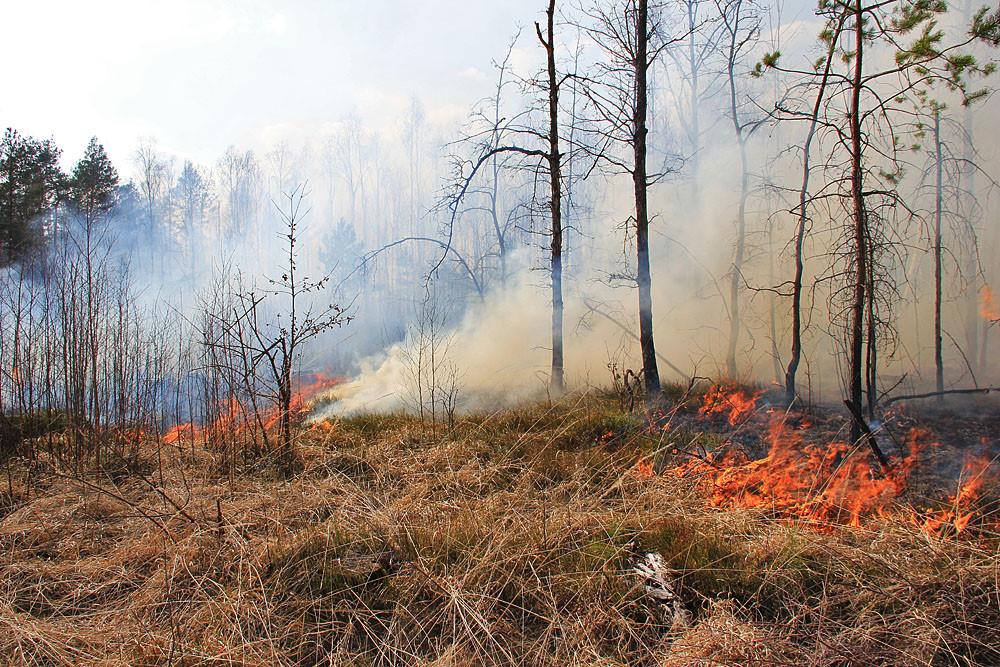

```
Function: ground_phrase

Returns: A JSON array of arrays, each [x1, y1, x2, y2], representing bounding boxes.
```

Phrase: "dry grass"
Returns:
[[0, 394, 998, 666]]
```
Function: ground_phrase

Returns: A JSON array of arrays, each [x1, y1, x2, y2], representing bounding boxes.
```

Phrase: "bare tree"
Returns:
[[576, 0, 683, 398], [775, 7, 847, 405], [717, 0, 766, 379], [203, 186, 349, 475], [913, 101, 997, 394], [216, 147, 262, 251], [538, 0, 567, 392], [401, 283, 462, 431], [175, 161, 212, 279], [432, 0, 570, 393], [134, 138, 171, 272], [454, 34, 525, 286], [661, 0, 726, 210], [932, 106, 946, 394]]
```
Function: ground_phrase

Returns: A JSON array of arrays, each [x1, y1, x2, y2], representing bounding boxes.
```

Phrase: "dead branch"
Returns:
[[582, 298, 688, 380], [844, 399, 890, 472], [883, 387, 1000, 406]]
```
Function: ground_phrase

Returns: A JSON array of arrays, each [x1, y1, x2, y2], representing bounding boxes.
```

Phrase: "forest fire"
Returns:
[[162, 372, 344, 447], [667, 405, 996, 535], [699, 384, 763, 425], [920, 454, 993, 536]]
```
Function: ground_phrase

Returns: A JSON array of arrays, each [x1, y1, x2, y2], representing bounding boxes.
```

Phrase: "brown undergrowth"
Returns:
[[0, 391, 998, 666]]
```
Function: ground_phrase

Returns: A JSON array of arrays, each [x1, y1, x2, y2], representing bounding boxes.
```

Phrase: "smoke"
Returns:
[[8, 0, 1000, 424], [318, 229, 762, 418], [317, 268, 615, 417]]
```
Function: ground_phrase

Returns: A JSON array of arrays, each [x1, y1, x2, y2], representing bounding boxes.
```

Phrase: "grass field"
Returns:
[[1, 390, 998, 666]]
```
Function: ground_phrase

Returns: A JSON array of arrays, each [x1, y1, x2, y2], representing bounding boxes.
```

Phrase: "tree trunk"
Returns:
[[785, 14, 842, 405], [767, 220, 783, 384], [278, 356, 293, 476], [540, 0, 565, 394], [934, 108, 945, 396], [848, 0, 868, 442], [634, 0, 661, 398], [865, 241, 877, 418], [724, 8, 749, 380]]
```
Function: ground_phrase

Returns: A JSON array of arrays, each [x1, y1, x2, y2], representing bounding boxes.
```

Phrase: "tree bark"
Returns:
[[539, 0, 565, 394], [934, 108, 945, 396], [848, 0, 868, 442], [634, 0, 661, 398]]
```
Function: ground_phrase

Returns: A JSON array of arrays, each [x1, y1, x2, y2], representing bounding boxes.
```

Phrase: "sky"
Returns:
[[0, 0, 543, 168]]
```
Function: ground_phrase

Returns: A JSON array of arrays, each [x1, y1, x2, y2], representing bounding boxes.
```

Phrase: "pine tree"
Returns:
[[69, 137, 119, 223], [0, 128, 64, 264]]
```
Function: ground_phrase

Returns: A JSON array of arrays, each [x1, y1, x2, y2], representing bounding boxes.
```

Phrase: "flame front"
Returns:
[[920, 454, 992, 536], [674, 416, 921, 526], [665, 406, 996, 534], [161, 372, 344, 447]]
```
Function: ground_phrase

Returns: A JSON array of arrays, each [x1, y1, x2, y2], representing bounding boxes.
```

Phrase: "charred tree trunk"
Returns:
[[278, 352, 293, 476], [634, 0, 661, 398], [865, 240, 877, 419], [538, 0, 565, 394], [786, 160, 810, 403]]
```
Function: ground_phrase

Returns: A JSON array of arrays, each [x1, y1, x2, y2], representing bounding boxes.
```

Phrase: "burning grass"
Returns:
[[670, 385, 1000, 538], [1, 390, 999, 665]]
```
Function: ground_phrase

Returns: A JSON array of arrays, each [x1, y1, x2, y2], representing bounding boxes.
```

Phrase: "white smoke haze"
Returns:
[[3, 0, 999, 422]]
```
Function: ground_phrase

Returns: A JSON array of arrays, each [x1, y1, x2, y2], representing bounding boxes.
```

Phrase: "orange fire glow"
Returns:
[[980, 286, 1000, 322], [673, 417, 930, 528], [699, 385, 763, 426], [666, 408, 996, 534], [161, 371, 344, 447], [920, 455, 992, 536], [634, 458, 655, 478]]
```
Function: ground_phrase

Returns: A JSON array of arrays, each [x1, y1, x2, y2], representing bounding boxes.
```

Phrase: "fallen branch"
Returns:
[[882, 387, 1000, 406], [52, 471, 177, 542], [130, 468, 199, 526]]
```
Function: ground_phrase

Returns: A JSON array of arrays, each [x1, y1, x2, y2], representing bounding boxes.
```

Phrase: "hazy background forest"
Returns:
[[3, 0, 999, 431]]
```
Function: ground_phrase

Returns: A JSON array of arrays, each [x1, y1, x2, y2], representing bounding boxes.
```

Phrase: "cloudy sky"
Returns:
[[1, 0, 544, 167]]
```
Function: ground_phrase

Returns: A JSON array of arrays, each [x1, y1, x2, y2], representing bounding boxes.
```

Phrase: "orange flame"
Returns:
[[671, 413, 997, 535], [920, 454, 992, 536], [699, 385, 762, 426], [674, 417, 928, 528], [634, 458, 655, 478], [161, 372, 344, 447], [162, 422, 197, 446]]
